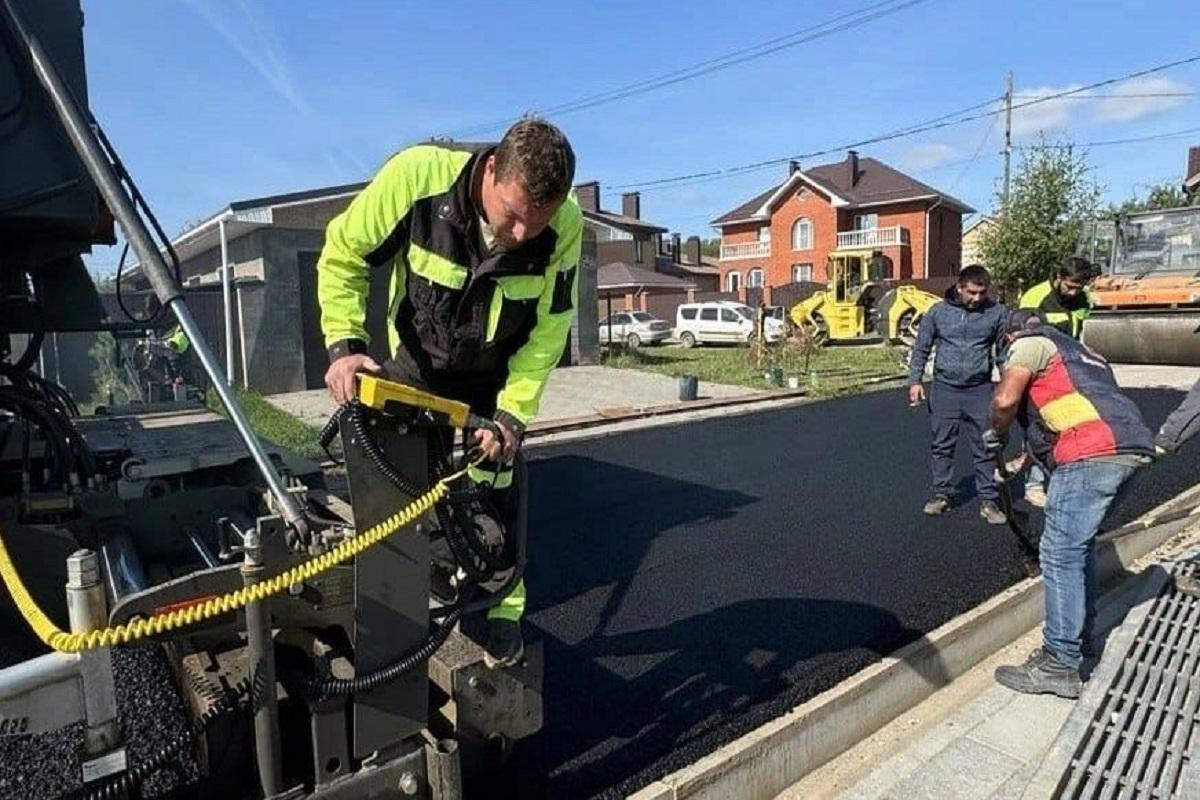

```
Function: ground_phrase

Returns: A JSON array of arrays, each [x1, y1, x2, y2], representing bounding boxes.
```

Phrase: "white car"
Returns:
[[674, 301, 786, 347], [598, 311, 672, 348]]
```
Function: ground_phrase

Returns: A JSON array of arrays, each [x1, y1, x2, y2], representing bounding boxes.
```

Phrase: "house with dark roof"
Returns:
[[711, 151, 974, 291], [1185, 145, 1200, 201], [575, 183, 667, 274]]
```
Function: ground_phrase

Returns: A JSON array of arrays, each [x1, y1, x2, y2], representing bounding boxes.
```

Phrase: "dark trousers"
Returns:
[[928, 381, 997, 502]]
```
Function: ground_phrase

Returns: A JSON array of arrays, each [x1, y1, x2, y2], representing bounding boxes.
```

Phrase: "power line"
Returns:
[[608, 53, 1200, 193], [1012, 92, 1197, 99], [951, 105, 1002, 192], [445, 0, 931, 138], [1016, 125, 1200, 149]]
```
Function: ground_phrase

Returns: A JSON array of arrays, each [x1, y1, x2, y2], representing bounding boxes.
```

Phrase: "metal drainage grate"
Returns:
[[1057, 561, 1200, 799]]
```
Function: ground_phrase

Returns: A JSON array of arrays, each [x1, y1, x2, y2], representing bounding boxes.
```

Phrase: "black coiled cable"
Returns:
[[347, 402, 425, 497], [298, 607, 463, 699]]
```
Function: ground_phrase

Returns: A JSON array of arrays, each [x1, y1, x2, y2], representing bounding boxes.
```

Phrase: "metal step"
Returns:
[[1022, 558, 1200, 798]]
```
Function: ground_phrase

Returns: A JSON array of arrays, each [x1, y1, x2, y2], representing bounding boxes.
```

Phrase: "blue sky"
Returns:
[[81, 0, 1200, 272]]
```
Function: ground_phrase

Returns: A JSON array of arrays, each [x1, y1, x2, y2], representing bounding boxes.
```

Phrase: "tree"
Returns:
[[699, 238, 721, 258], [1110, 181, 1198, 216], [978, 139, 1102, 291]]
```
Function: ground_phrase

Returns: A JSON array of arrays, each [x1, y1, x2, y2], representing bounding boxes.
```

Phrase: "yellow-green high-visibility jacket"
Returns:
[[165, 326, 189, 354], [1019, 279, 1092, 339], [317, 143, 582, 434]]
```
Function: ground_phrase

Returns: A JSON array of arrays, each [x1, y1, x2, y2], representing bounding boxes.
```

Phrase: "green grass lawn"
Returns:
[[602, 342, 907, 395], [207, 387, 326, 461]]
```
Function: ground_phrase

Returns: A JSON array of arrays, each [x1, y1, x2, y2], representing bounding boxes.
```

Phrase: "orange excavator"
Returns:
[[1082, 205, 1200, 365]]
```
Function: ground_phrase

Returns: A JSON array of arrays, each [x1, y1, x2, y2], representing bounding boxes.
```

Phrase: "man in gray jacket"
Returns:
[[908, 265, 1010, 523]]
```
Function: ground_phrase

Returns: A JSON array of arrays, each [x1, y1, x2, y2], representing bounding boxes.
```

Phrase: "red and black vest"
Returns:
[[1015, 326, 1154, 469]]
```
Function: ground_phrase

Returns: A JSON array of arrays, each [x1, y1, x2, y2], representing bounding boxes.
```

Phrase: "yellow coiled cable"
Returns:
[[0, 467, 467, 654]]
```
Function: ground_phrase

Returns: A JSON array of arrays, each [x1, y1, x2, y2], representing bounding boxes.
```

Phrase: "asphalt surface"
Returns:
[[493, 387, 1200, 799], [1, 388, 1196, 800]]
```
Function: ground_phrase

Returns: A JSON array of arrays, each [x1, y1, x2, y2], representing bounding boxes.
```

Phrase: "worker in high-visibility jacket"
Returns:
[[1019, 256, 1095, 340], [317, 118, 582, 668], [1017, 256, 1096, 508]]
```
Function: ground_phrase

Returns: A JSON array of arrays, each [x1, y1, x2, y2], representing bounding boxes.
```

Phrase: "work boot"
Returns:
[[923, 494, 951, 516], [995, 648, 1081, 699], [1025, 483, 1047, 508], [979, 499, 1007, 525], [483, 618, 524, 670]]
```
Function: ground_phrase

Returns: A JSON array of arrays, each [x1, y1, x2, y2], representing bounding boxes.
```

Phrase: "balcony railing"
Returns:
[[720, 241, 771, 260], [836, 226, 910, 249]]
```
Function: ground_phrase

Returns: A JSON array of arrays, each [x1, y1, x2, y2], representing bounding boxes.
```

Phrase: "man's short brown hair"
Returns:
[[494, 117, 576, 207]]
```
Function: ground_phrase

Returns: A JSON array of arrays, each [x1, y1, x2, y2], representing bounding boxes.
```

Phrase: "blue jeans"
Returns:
[[928, 382, 997, 501], [1041, 460, 1139, 669]]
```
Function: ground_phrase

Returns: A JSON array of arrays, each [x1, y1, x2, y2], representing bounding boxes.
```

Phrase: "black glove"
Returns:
[[982, 428, 1007, 456]]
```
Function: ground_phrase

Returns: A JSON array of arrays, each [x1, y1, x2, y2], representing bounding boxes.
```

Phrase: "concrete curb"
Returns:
[[525, 373, 906, 440], [628, 482, 1200, 800]]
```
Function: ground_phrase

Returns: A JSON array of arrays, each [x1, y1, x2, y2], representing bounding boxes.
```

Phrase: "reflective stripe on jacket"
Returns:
[[1019, 280, 1091, 339]]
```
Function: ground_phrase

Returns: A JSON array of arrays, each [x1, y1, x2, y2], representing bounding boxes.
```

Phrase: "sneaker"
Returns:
[[995, 648, 1081, 698], [923, 494, 951, 516], [980, 499, 1007, 526], [1024, 483, 1047, 508], [483, 618, 525, 670]]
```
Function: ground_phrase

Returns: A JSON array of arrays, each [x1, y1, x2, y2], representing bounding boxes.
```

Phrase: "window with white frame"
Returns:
[[791, 217, 813, 250], [854, 213, 878, 230], [757, 227, 771, 243], [727, 271, 741, 292], [792, 263, 814, 283], [748, 268, 764, 288]]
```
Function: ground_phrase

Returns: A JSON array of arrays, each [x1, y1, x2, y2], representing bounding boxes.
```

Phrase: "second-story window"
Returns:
[[758, 227, 771, 243], [634, 238, 643, 263], [748, 268, 764, 288], [791, 217, 813, 250], [854, 213, 878, 230]]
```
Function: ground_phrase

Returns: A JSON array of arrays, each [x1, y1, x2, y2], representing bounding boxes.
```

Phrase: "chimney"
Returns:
[[789, 160, 801, 176], [685, 235, 702, 265], [671, 232, 682, 264], [621, 191, 641, 220], [575, 181, 600, 213], [846, 150, 860, 188], [1188, 146, 1200, 184]]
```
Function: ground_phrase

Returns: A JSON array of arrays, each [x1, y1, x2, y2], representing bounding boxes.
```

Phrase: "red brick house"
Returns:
[[712, 151, 973, 291]]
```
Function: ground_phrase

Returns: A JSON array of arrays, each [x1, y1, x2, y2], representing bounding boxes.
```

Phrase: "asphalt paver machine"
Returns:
[[0, 1, 540, 797]]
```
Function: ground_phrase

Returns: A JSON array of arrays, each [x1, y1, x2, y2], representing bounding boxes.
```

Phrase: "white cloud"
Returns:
[[1010, 77, 1194, 137], [183, 0, 310, 115], [1010, 84, 1081, 137], [901, 143, 960, 170], [1091, 76, 1192, 123]]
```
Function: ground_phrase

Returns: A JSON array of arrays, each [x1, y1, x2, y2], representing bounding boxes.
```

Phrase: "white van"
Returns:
[[674, 301, 786, 347]]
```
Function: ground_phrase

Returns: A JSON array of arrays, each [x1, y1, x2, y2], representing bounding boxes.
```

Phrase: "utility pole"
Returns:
[[1002, 71, 1013, 211]]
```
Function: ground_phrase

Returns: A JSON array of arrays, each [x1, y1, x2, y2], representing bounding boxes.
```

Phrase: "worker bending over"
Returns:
[[907, 265, 1009, 524], [317, 118, 582, 667], [987, 310, 1154, 698], [1018, 256, 1097, 507]]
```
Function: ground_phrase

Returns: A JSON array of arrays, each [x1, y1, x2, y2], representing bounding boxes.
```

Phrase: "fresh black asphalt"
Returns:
[[1, 388, 1196, 800], [493, 387, 1198, 799]]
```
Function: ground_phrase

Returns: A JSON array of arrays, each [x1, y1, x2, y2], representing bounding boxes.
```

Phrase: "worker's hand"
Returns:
[[908, 384, 926, 407], [473, 421, 518, 463], [982, 428, 1007, 456], [325, 354, 382, 405]]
